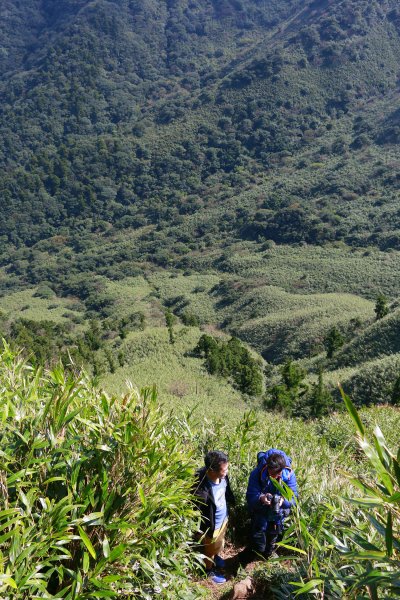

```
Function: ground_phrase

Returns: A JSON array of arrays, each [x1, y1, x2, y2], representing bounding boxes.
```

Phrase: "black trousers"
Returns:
[[250, 515, 283, 557]]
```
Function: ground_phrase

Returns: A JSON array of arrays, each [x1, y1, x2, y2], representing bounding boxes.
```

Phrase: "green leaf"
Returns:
[[0, 530, 17, 544], [102, 575, 122, 583], [7, 469, 36, 485], [373, 426, 390, 465], [290, 579, 323, 596], [0, 517, 22, 534], [0, 509, 20, 519], [108, 544, 126, 562], [80, 512, 104, 525], [324, 531, 349, 553], [138, 484, 147, 508], [347, 477, 385, 499], [95, 444, 113, 452], [78, 526, 97, 559], [367, 514, 386, 537], [358, 438, 393, 495], [386, 512, 393, 557], [339, 385, 365, 436], [102, 536, 110, 558], [83, 551, 90, 574], [62, 407, 82, 427], [351, 550, 386, 559], [270, 477, 293, 501], [276, 543, 307, 555], [43, 476, 66, 485], [0, 576, 18, 589], [364, 513, 400, 552]]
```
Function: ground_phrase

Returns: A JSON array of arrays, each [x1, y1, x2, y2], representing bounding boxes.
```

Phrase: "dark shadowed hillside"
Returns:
[[1, 0, 400, 252]]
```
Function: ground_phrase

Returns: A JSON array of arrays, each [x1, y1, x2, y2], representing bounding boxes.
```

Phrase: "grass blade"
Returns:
[[338, 384, 365, 436], [78, 526, 97, 560]]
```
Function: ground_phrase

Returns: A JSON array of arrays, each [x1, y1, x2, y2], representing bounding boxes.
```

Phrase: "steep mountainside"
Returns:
[[1, 0, 400, 411], [1, 0, 400, 255]]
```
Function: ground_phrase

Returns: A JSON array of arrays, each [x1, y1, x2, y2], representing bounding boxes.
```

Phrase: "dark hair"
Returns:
[[205, 450, 228, 471], [266, 452, 286, 471]]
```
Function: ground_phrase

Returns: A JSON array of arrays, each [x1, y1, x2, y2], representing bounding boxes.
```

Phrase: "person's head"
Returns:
[[205, 450, 229, 479], [266, 452, 286, 479]]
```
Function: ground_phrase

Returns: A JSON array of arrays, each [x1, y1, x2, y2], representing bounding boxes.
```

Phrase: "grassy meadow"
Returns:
[[103, 325, 250, 424], [0, 288, 84, 325], [1, 246, 400, 415]]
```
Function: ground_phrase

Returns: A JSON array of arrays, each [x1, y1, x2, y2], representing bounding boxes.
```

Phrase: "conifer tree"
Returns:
[[308, 369, 332, 418], [165, 310, 176, 345], [325, 327, 344, 359], [374, 294, 389, 320]]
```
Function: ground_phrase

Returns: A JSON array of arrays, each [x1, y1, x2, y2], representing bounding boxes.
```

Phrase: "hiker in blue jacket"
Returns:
[[241, 448, 297, 563]]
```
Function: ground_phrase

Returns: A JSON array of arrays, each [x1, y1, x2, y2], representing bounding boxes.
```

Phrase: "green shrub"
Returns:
[[195, 334, 263, 396], [375, 294, 389, 320], [33, 283, 55, 299], [264, 360, 308, 416], [279, 392, 400, 599], [0, 342, 200, 599], [324, 326, 344, 359]]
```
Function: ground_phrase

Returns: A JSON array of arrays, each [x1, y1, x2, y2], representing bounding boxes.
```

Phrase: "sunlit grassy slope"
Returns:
[[0, 289, 83, 324], [2, 259, 399, 416], [148, 265, 376, 362], [235, 290, 373, 362], [331, 308, 400, 367], [104, 276, 154, 317], [103, 325, 251, 424]]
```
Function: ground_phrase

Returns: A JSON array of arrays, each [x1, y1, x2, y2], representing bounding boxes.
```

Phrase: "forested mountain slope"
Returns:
[[1, 0, 400, 254], [0, 0, 400, 411]]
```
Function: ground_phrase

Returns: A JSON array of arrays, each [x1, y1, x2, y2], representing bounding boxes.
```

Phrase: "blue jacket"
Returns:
[[246, 448, 297, 521]]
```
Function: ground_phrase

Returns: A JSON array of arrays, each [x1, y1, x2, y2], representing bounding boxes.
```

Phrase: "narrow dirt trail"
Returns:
[[196, 545, 271, 600]]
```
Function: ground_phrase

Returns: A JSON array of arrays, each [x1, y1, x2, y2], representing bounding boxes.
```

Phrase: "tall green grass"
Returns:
[[231, 401, 400, 600], [103, 325, 250, 424], [1, 337, 399, 599], [0, 341, 201, 599]]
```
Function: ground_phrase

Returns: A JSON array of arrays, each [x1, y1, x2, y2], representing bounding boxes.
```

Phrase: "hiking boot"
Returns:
[[237, 548, 257, 566], [206, 570, 227, 584], [214, 555, 225, 569]]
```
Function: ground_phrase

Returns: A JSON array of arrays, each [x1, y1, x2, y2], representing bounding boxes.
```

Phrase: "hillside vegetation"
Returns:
[[1, 0, 400, 258], [0, 346, 399, 598], [1, 1, 400, 403], [1, 1, 400, 597], [1, 262, 400, 417]]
